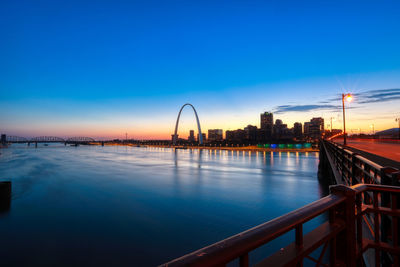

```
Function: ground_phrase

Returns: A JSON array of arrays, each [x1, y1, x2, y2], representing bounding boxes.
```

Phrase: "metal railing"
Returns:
[[161, 184, 400, 266], [321, 139, 400, 266], [322, 140, 399, 186]]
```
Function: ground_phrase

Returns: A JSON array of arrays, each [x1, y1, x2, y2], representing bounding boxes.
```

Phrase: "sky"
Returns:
[[1, 0, 400, 140]]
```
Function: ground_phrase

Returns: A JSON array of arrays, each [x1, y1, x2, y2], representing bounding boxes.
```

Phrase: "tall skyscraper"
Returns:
[[260, 112, 273, 140], [260, 112, 273, 128]]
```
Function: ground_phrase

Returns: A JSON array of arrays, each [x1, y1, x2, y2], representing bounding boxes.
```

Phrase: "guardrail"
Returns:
[[161, 184, 400, 266], [321, 140, 399, 186], [320, 139, 400, 265]]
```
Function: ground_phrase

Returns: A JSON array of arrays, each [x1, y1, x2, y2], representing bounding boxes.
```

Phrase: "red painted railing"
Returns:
[[161, 184, 400, 266]]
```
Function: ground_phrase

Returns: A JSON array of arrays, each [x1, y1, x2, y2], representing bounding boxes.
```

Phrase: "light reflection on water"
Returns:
[[0, 144, 326, 266]]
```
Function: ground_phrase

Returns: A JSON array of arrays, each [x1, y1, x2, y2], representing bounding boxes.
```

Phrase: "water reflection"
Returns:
[[174, 148, 203, 169]]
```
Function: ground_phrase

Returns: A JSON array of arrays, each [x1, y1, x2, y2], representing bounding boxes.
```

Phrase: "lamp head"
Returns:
[[344, 93, 353, 102]]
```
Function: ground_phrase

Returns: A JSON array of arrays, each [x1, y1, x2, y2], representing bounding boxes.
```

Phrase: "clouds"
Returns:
[[274, 104, 339, 113], [273, 88, 400, 114], [356, 88, 400, 104]]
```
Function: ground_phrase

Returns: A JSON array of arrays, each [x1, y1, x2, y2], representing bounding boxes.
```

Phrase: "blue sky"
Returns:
[[1, 0, 400, 139]]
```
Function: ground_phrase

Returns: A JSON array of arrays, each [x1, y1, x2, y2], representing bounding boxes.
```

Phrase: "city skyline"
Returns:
[[1, 105, 391, 141], [1, 1, 400, 139]]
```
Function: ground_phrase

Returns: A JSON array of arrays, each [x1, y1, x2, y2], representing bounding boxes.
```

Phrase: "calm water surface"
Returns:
[[0, 144, 326, 266]]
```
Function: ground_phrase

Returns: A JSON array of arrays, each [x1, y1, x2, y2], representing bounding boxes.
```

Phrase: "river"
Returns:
[[0, 144, 327, 266]]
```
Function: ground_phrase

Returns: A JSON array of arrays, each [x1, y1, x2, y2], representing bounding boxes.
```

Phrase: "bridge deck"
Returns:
[[333, 139, 400, 167], [333, 139, 400, 169]]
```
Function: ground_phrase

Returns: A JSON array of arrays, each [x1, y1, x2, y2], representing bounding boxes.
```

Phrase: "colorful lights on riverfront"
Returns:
[[258, 143, 312, 149]]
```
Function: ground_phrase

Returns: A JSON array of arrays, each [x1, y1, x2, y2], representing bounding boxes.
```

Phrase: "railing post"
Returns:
[[355, 193, 363, 248], [351, 153, 359, 185], [381, 167, 400, 265], [330, 185, 357, 267], [392, 193, 399, 267], [341, 146, 345, 182], [239, 253, 249, 267], [392, 171, 400, 267], [329, 208, 337, 266], [295, 224, 304, 267]]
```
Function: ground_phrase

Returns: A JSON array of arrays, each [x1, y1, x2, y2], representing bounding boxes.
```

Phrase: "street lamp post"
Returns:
[[342, 93, 352, 145], [396, 118, 400, 140]]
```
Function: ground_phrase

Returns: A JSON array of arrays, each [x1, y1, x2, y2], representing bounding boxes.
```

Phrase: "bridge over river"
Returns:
[[2, 135, 96, 145], [162, 139, 400, 267], [332, 138, 400, 169]]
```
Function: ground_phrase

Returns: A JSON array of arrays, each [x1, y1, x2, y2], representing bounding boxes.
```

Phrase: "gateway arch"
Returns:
[[173, 103, 203, 145]]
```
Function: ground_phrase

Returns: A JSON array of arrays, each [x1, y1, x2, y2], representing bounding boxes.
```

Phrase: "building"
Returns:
[[306, 117, 324, 139], [226, 129, 246, 143], [225, 130, 234, 142], [273, 119, 288, 139], [304, 122, 310, 136], [244, 125, 258, 142], [1, 134, 6, 145], [188, 130, 195, 142], [234, 129, 246, 143], [293, 122, 302, 138], [311, 117, 324, 132], [197, 133, 206, 142], [260, 112, 273, 139], [257, 128, 269, 142], [208, 129, 223, 142]]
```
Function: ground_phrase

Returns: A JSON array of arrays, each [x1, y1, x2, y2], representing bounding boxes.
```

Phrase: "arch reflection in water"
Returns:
[[174, 148, 203, 169]]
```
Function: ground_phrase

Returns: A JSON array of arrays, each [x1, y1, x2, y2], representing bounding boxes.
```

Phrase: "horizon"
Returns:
[[1, 1, 400, 139], [2, 109, 398, 141]]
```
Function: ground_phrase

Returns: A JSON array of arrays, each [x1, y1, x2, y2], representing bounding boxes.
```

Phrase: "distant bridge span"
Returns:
[[30, 136, 65, 142], [4, 136, 96, 143], [66, 137, 95, 143], [5, 136, 28, 143], [173, 103, 203, 145]]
